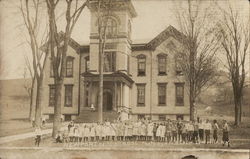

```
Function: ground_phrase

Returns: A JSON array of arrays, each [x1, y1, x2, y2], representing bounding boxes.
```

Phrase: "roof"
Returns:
[[40, 31, 82, 54]]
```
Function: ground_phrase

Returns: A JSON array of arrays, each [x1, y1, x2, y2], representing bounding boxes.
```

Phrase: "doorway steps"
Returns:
[[75, 110, 119, 123]]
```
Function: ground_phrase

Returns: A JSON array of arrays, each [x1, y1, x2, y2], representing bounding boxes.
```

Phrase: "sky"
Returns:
[[0, 0, 249, 80]]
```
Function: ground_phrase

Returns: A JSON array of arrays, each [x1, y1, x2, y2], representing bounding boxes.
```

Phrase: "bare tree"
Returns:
[[20, 0, 49, 126], [22, 62, 35, 120], [45, 0, 88, 136], [174, 0, 219, 120], [216, 5, 249, 125], [94, 0, 113, 122]]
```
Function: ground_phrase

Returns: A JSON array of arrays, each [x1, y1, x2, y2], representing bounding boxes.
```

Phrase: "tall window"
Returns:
[[175, 83, 184, 106], [158, 83, 167, 105], [85, 56, 90, 72], [49, 85, 55, 107], [101, 17, 117, 37], [65, 85, 73, 107], [50, 59, 54, 77], [159, 115, 166, 121], [175, 55, 183, 75], [66, 56, 74, 77], [137, 84, 146, 106], [104, 51, 116, 72], [158, 54, 167, 75], [137, 54, 146, 76], [128, 20, 132, 39]]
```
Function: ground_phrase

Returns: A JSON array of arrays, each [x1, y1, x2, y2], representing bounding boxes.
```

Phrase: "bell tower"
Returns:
[[88, 0, 137, 74]]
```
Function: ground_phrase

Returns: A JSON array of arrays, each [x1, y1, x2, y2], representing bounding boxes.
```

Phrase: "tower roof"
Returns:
[[88, 0, 137, 18]]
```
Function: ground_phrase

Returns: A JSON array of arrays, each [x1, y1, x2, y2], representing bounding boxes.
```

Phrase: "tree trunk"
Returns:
[[52, 80, 63, 137], [234, 95, 241, 126], [98, 42, 103, 123], [29, 77, 36, 120], [189, 87, 195, 121], [34, 79, 43, 127]]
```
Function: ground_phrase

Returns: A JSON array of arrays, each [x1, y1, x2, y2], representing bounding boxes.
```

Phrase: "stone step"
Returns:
[[76, 110, 119, 123]]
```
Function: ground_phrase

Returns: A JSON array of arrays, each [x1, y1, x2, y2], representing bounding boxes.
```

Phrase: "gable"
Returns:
[[146, 25, 185, 50]]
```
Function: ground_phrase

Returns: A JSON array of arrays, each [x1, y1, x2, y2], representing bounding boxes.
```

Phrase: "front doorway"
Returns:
[[103, 91, 113, 111]]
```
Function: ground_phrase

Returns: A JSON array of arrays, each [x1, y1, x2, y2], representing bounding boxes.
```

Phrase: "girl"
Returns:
[[222, 120, 230, 147], [198, 119, 204, 143]]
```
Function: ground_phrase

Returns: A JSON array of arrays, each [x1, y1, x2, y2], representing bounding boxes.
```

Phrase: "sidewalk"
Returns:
[[0, 129, 52, 144], [0, 122, 69, 144]]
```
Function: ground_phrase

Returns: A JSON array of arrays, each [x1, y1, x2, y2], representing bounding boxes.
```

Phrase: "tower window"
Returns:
[[85, 56, 89, 72], [104, 51, 116, 72], [100, 17, 117, 37]]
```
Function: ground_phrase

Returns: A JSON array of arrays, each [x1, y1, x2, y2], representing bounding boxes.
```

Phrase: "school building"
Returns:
[[41, 0, 190, 122]]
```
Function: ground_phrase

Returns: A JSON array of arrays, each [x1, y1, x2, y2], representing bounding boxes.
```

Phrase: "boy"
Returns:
[[35, 127, 42, 147], [213, 120, 219, 143], [198, 119, 204, 143]]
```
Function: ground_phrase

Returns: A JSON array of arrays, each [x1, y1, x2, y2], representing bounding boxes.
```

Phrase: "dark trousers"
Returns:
[[205, 130, 210, 144], [213, 130, 218, 143], [193, 131, 198, 143], [35, 135, 41, 146], [199, 129, 204, 141]]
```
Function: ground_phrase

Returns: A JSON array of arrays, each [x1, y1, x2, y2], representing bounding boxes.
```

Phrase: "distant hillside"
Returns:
[[0, 78, 31, 119], [0, 78, 32, 98]]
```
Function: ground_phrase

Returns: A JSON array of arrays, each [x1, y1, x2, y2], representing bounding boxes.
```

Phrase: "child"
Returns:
[[198, 119, 204, 143], [147, 121, 154, 141], [182, 122, 188, 144], [222, 120, 230, 147], [213, 120, 219, 143], [35, 127, 42, 147], [172, 122, 177, 143], [204, 119, 211, 144], [193, 120, 199, 143]]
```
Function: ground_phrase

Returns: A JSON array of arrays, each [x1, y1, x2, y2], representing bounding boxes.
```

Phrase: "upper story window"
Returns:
[[100, 17, 117, 37], [175, 83, 184, 106], [104, 51, 116, 72], [175, 55, 183, 75], [85, 56, 90, 72], [66, 56, 74, 77], [137, 54, 146, 76], [157, 54, 167, 75]]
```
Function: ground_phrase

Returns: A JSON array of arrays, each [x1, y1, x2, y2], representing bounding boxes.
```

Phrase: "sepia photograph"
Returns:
[[0, 0, 249, 158]]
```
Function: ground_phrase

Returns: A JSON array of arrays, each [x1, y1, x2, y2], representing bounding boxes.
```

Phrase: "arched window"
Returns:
[[157, 54, 167, 75], [137, 54, 146, 76], [66, 56, 74, 77], [100, 17, 117, 37]]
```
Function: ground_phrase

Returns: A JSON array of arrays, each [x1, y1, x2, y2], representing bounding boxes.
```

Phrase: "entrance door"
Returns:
[[103, 91, 113, 111]]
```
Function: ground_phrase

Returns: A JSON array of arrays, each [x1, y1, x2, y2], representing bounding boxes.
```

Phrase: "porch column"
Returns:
[[113, 81, 117, 111], [122, 84, 130, 108], [120, 82, 123, 107], [83, 81, 87, 107], [88, 81, 92, 107]]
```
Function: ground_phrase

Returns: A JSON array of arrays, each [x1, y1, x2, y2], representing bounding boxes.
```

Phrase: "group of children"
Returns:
[[55, 118, 230, 147]]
